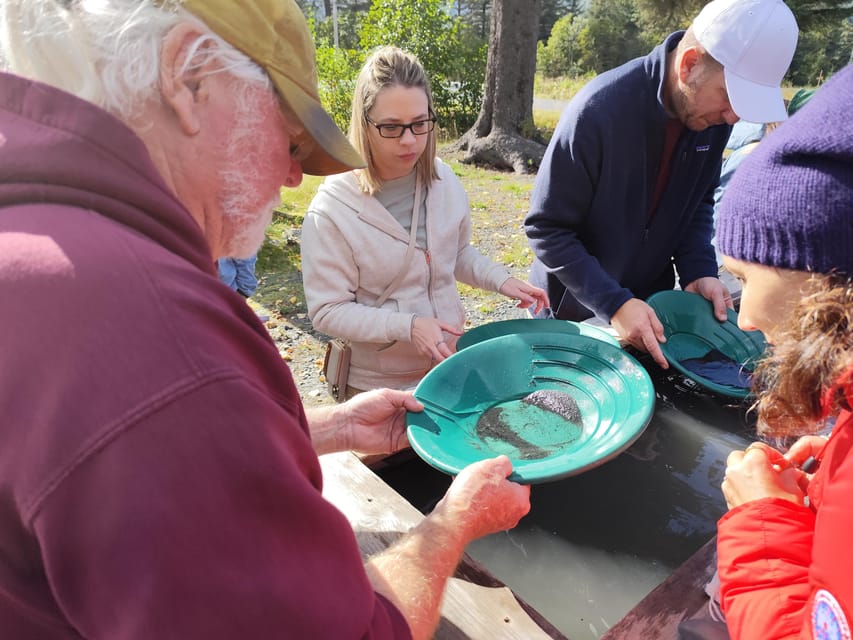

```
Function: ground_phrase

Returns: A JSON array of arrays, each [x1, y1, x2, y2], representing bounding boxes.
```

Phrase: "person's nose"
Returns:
[[399, 127, 417, 145], [736, 307, 758, 334], [722, 107, 739, 126]]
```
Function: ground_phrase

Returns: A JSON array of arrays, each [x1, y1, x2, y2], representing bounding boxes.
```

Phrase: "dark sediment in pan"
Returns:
[[476, 406, 550, 459], [475, 390, 582, 460], [521, 389, 582, 424]]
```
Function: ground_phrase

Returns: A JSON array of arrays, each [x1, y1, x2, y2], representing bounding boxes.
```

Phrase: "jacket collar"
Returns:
[[0, 72, 215, 275]]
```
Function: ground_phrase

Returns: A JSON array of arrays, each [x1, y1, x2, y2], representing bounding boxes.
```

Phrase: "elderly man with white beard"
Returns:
[[0, 1, 531, 639]]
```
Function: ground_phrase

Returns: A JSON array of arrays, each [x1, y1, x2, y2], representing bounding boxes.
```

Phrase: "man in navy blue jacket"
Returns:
[[524, 0, 798, 368]]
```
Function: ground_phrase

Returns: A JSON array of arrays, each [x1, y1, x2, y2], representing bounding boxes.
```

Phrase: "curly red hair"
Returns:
[[752, 273, 853, 438]]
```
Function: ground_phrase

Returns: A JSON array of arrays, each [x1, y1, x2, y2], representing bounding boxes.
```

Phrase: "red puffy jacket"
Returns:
[[717, 409, 853, 639]]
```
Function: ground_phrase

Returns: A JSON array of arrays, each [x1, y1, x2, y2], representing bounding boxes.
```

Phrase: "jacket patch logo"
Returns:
[[813, 589, 851, 640], [695, 144, 711, 152]]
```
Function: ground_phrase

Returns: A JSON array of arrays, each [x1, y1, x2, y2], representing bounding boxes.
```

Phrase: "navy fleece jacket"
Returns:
[[524, 32, 729, 322]]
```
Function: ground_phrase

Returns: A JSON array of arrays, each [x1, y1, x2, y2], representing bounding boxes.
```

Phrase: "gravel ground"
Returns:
[[254, 292, 529, 408]]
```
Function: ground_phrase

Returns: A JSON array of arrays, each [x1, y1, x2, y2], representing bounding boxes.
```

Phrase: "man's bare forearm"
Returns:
[[364, 504, 468, 640], [304, 404, 345, 455]]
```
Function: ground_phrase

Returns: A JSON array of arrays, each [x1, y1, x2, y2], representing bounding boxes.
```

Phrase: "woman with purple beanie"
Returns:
[[712, 64, 853, 639]]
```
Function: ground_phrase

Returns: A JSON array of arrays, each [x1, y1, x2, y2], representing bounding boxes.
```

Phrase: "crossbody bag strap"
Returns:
[[374, 174, 421, 307], [335, 176, 422, 350]]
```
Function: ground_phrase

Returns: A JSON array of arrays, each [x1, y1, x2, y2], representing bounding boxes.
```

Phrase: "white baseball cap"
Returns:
[[693, 0, 798, 123]]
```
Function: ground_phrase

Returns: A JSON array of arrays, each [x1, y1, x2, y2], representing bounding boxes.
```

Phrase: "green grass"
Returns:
[[532, 73, 588, 139], [443, 159, 535, 311], [533, 108, 561, 139], [254, 175, 323, 315], [534, 74, 593, 101]]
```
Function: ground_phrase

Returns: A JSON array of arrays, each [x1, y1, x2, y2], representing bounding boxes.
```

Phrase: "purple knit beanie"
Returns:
[[716, 64, 853, 276]]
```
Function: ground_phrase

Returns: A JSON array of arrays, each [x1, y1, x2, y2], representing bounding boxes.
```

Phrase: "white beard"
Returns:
[[217, 87, 280, 259]]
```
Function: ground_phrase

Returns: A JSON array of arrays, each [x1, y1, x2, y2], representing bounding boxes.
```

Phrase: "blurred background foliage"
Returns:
[[299, 0, 852, 137], [309, 0, 487, 137], [258, 0, 851, 316]]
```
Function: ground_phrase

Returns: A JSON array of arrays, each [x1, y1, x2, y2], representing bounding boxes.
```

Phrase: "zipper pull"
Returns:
[[424, 249, 431, 265], [800, 456, 818, 473]]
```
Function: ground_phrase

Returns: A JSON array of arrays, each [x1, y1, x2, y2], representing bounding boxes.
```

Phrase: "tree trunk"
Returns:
[[454, 0, 545, 174]]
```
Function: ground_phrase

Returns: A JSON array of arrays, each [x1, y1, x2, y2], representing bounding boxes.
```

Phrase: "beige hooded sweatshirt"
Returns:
[[301, 158, 511, 391]]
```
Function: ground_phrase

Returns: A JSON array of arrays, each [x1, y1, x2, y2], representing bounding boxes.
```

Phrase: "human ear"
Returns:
[[159, 23, 212, 136], [678, 47, 701, 84]]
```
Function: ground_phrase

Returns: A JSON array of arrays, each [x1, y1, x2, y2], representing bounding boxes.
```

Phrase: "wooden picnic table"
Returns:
[[320, 451, 569, 639], [321, 451, 722, 639], [600, 537, 719, 639]]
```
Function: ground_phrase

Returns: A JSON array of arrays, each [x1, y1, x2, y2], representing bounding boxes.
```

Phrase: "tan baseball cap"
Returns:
[[181, 0, 364, 175]]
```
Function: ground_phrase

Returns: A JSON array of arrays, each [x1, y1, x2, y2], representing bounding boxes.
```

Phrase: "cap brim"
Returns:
[[270, 71, 365, 176], [725, 69, 788, 123]]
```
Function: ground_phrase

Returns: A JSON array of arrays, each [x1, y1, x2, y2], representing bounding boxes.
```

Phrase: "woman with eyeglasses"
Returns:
[[302, 46, 548, 401]]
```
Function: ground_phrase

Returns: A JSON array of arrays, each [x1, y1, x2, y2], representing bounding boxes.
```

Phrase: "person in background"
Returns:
[[712, 66, 853, 639], [713, 121, 768, 209], [301, 46, 548, 399], [787, 86, 817, 116], [708, 120, 769, 300], [712, 89, 815, 265], [0, 2, 531, 638], [710, 91, 816, 309], [715, 87, 815, 209], [524, 0, 798, 369], [219, 253, 269, 321], [218, 254, 259, 298]]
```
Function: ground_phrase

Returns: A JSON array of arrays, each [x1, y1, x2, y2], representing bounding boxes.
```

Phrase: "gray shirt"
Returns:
[[376, 170, 428, 249]]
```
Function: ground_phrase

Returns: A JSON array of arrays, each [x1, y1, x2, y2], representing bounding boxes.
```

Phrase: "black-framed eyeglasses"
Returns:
[[365, 113, 436, 138]]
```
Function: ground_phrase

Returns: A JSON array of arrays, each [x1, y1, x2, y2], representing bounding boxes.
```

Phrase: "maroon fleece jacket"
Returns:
[[0, 72, 409, 639]]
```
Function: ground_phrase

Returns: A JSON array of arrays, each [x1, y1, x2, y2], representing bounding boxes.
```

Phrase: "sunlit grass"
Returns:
[[255, 175, 323, 315], [534, 73, 593, 101], [446, 158, 536, 308]]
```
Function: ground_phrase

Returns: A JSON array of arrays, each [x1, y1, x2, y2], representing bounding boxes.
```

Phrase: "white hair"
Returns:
[[0, 0, 270, 121]]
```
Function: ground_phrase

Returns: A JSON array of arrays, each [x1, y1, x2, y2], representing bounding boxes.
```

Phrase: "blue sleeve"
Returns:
[[674, 160, 722, 287], [714, 144, 757, 209], [524, 103, 633, 319]]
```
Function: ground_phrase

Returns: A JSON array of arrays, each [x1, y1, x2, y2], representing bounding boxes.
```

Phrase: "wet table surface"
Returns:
[[378, 354, 756, 640], [320, 451, 567, 639]]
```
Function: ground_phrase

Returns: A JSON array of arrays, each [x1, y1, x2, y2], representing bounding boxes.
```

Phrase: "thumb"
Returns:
[[714, 296, 730, 321], [439, 321, 463, 336], [649, 309, 666, 343]]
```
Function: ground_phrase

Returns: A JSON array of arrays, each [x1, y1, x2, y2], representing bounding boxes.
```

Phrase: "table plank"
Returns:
[[320, 451, 568, 639], [600, 537, 718, 640]]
